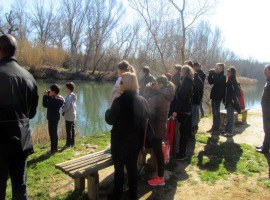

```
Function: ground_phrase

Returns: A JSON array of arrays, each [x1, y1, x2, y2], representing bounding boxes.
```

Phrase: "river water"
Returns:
[[31, 80, 264, 136]]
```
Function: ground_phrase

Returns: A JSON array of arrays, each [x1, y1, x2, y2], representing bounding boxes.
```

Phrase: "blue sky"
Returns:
[[1, 0, 269, 63]]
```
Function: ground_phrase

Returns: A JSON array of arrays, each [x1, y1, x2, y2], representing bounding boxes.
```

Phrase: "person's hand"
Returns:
[[43, 90, 48, 95], [172, 112, 177, 118]]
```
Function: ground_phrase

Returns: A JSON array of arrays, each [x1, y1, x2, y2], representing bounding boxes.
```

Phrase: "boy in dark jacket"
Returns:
[[207, 63, 226, 133], [43, 84, 64, 154], [194, 62, 206, 117], [256, 65, 270, 154]]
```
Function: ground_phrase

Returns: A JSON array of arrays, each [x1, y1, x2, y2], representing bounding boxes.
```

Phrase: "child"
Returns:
[[42, 84, 64, 154], [62, 82, 77, 147]]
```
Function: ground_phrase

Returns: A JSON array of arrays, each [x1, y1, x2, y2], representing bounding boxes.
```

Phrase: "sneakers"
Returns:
[[148, 176, 165, 186]]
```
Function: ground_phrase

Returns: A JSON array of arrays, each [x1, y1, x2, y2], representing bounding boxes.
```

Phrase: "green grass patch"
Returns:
[[5, 132, 110, 200], [194, 135, 268, 183]]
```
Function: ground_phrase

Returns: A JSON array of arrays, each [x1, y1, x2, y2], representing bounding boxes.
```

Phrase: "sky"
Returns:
[[1, 0, 269, 63]]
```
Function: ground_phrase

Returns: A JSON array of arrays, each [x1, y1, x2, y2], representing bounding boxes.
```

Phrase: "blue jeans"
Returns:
[[192, 104, 200, 128], [225, 104, 234, 133], [211, 100, 221, 131]]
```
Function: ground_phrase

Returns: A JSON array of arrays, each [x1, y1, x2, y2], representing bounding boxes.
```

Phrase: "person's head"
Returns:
[[216, 63, 225, 74], [171, 64, 181, 76], [156, 75, 168, 90], [184, 60, 193, 68], [66, 82, 75, 94], [227, 67, 237, 79], [181, 65, 194, 79], [120, 72, 139, 93], [193, 62, 201, 71], [49, 84, 60, 96], [0, 34, 17, 59], [264, 64, 270, 78], [117, 60, 130, 76], [142, 66, 150, 75], [165, 73, 172, 81]]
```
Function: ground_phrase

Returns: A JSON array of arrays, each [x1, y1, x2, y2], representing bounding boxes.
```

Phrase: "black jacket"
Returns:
[[197, 69, 206, 84], [172, 76, 193, 115], [208, 71, 226, 101], [193, 73, 204, 105], [261, 78, 270, 115], [105, 91, 149, 155], [43, 95, 64, 121], [224, 78, 240, 108], [0, 56, 39, 157], [171, 72, 181, 88]]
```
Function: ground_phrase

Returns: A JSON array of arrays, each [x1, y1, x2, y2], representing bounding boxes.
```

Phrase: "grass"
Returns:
[[193, 134, 269, 183], [5, 132, 111, 200], [5, 128, 270, 199]]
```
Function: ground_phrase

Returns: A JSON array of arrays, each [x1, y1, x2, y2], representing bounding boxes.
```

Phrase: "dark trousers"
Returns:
[[178, 113, 192, 156], [262, 113, 270, 151], [65, 121, 75, 146], [48, 120, 59, 151], [112, 150, 139, 199], [211, 100, 221, 131], [151, 138, 164, 177], [200, 103, 204, 117], [0, 155, 28, 200]]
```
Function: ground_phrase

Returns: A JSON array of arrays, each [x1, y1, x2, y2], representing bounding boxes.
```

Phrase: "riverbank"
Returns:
[[28, 66, 117, 82], [5, 110, 270, 199]]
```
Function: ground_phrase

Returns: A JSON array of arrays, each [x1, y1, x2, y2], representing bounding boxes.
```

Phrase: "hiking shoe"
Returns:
[[256, 146, 263, 150], [148, 176, 165, 186], [256, 148, 269, 154]]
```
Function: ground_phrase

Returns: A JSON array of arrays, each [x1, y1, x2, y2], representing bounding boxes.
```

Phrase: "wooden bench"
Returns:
[[220, 108, 250, 126], [55, 150, 112, 200]]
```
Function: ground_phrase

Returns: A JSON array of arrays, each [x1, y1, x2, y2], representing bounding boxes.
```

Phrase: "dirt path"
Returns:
[[200, 109, 265, 146]]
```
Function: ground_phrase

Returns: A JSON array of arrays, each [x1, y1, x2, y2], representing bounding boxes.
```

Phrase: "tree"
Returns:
[[168, 0, 218, 64], [31, 0, 56, 45]]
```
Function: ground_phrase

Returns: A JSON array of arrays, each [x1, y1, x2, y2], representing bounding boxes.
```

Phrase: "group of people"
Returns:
[[105, 59, 269, 200], [0, 33, 270, 200]]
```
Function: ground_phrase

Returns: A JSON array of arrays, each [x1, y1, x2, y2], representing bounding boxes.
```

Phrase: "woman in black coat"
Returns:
[[224, 67, 240, 137], [105, 72, 149, 200]]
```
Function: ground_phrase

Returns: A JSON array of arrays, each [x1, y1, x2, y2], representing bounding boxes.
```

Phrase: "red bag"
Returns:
[[238, 88, 245, 110], [164, 117, 175, 156]]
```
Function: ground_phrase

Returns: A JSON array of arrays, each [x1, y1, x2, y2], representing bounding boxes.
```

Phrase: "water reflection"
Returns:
[[31, 81, 264, 136]]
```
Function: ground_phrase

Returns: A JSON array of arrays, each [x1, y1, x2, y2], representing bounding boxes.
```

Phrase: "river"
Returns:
[[31, 80, 264, 136]]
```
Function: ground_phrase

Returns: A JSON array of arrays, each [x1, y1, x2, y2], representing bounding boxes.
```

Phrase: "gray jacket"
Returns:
[[62, 93, 77, 121]]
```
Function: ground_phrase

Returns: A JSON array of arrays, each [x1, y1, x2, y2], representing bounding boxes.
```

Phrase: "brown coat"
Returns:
[[146, 84, 174, 138]]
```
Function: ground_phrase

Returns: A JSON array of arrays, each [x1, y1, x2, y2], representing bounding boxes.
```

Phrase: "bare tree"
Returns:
[[168, 0, 218, 63], [62, 0, 89, 71], [129, 0, 172, 72], [31, 0, 56, 45], [83, 0, 125, 74]]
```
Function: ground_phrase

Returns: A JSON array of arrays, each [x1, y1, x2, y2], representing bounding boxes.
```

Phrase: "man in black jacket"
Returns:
[[207, 63, 226, 133], [194, 62, 206, 117], [139, 66, 156, 97], [256, 65, 270, 154], [0, 35, 39, 200], [43, 84, 64, 154]]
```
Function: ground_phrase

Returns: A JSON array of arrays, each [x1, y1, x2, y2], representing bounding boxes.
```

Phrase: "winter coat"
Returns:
[[193, 72, 204, 105], [172, 76, 194, 115], [43, 95, 64, 121], [105, 91, 149, 155], [0, 56, 39, 157], [139, 73, 156, 97], [171, 72, 181, 88], [146, 84, 174, 139], [208, 71, 226, 101], [261, 78, 270, 115], [62, 93, 77, 121], [197, 69, 206, 84], [224, 78, 240, 108]]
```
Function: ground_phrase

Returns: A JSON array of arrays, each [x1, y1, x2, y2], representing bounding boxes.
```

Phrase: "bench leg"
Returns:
[[242, 112, 247, 124], [74, 177, 85, 191], [87, 172, 99, 200]]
